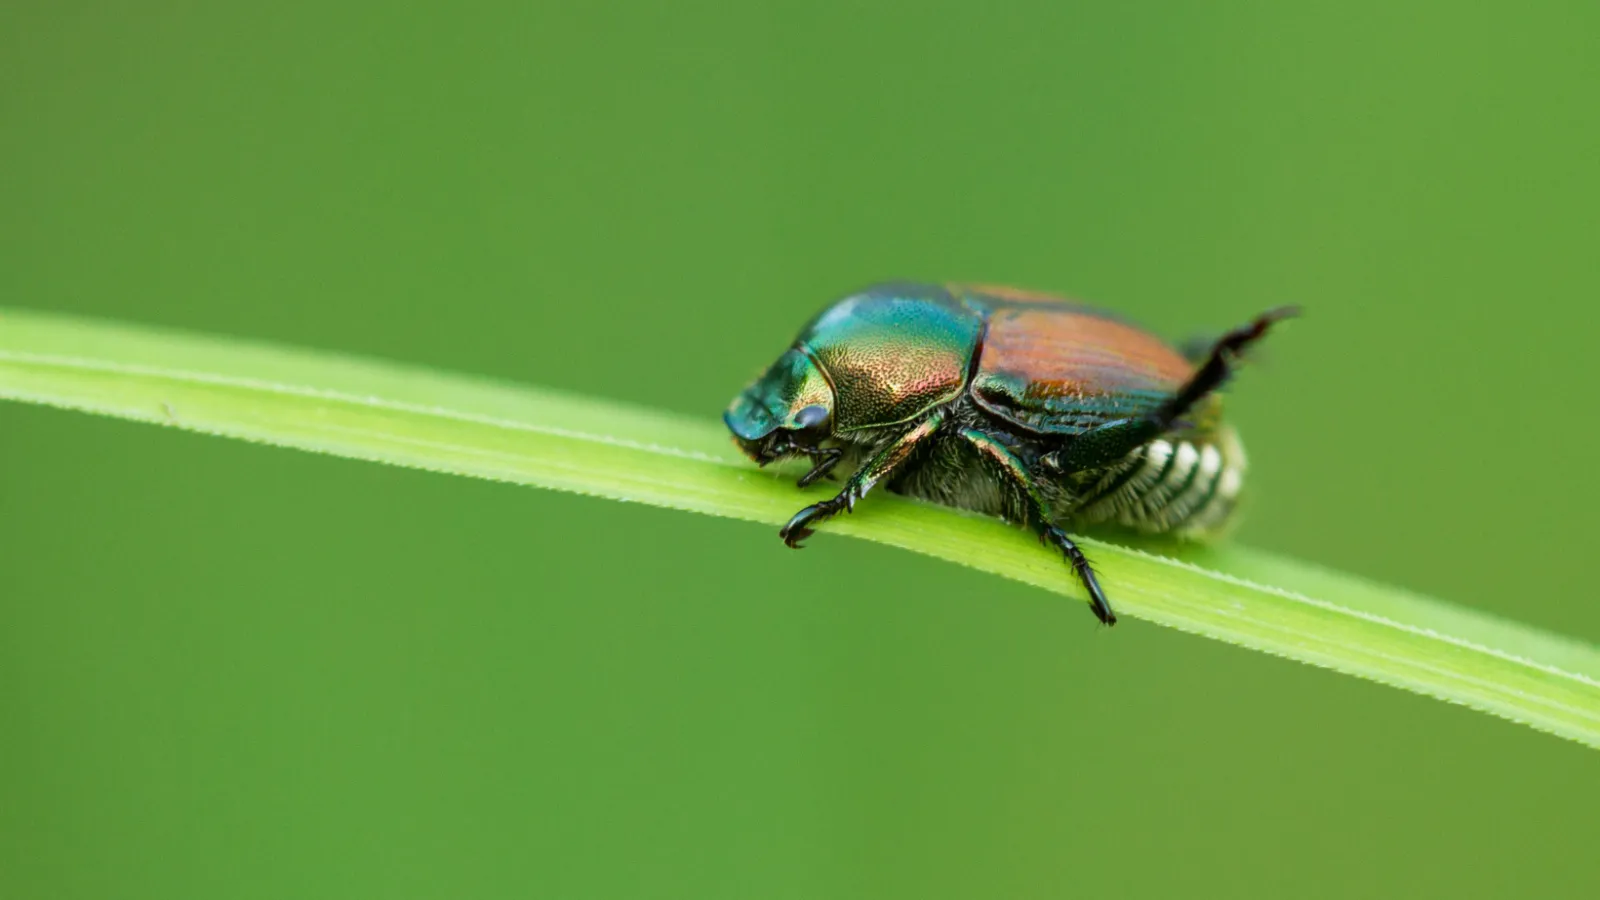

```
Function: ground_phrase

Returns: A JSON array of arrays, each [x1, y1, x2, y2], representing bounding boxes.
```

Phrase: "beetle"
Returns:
[[723, 282, 1296, 626]]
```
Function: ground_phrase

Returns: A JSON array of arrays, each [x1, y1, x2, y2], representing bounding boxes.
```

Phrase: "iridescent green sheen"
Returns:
[[724, 348, 833, 441], [725, 283, 983, 439], [791, 283, 983, 432]]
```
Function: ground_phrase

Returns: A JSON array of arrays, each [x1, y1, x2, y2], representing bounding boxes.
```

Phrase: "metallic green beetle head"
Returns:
[[724, 347, 836, 465]]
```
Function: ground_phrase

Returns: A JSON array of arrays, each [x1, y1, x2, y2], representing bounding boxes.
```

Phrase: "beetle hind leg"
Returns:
[[1054, 307, 1296, 476], [1150, 306, 1298, 434], [958, 427, 1116, 626]]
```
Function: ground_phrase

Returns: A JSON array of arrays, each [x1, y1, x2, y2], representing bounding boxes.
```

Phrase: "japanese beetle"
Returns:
[[724, 282, 1296, 626]]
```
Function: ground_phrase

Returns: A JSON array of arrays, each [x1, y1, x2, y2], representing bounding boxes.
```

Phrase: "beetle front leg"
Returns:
[[959, 427, 1116, 626], [795, 446, 844, 488], [779, 411, 946, 548]]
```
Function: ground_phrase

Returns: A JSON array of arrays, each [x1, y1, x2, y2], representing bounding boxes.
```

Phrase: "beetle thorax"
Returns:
[[798, 289, 983, 433]]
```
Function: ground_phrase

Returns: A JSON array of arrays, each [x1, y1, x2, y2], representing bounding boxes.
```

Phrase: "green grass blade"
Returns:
[[4, 306, 1599, 747]]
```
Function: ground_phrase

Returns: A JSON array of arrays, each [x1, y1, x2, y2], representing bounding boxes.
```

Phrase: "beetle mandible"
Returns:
[[724, 282, 1296, 625]]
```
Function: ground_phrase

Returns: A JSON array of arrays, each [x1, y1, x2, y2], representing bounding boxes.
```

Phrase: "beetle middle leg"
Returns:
[[958, 427, 1116, 626], [780, 410, 946, 549]]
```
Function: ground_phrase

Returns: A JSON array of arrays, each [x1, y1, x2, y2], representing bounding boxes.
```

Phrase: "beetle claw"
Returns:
[[780, 504, 824, 548], [780, 521, 815, 548]]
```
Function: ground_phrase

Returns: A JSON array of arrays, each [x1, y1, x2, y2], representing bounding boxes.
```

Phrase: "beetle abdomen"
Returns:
[[1069, 426, 1247, 539]]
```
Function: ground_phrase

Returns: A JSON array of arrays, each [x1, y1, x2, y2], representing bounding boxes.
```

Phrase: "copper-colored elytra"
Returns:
[[978, 308, 1194, 393]]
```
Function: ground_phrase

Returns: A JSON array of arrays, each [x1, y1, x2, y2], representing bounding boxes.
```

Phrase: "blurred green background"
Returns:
[[3, 2, 1598, 897]]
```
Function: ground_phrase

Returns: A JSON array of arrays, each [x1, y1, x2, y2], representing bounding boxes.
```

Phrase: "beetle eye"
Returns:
[[791, 404, 830, 438]]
